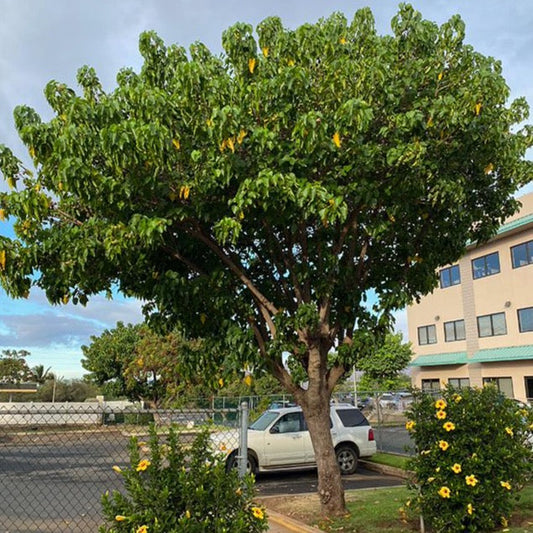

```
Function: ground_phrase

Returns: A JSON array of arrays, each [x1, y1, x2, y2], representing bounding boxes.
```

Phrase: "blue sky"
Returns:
[[1, 0, 532, 378]]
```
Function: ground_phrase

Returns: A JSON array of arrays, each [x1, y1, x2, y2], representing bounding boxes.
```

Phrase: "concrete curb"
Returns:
[[266, 508, 323, 533]]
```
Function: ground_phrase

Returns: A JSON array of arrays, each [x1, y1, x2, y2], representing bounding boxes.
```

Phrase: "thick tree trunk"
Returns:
[[300, 395, 347, 516], [295, 343, 347, 517]]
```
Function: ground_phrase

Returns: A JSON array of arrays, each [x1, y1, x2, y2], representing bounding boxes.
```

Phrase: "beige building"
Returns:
[[408, 193, 533, 403]]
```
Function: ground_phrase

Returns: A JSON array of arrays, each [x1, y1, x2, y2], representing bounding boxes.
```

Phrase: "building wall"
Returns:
[[407, 193, 533, 402]]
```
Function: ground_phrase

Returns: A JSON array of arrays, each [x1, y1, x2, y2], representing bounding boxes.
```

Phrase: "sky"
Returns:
[[0, 0, 532, 378]]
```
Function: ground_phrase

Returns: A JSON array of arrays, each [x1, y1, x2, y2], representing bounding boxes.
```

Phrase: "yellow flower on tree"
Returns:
[[332, 132, 341, 148], [465, 475, 478, 487], [251, 507, 264, 520], [136, 526, 148, 533], [172, 138, 181, 150], [262, 47, 269, 57], [467, 503, 474, 515], [451, 463, 462, 474], [439, 440, 449, 451], [443, 421, 455, 432], [453, 394, 462, 403], [500, 480, 511, 490], [505, 427, 513, 436], [435, 399, 447, 410], [248, 58, 256, 74], [115, 515, 127, 522], [438, 486, 451, 498], [405, 420, 416, 431], [136, 459, 151, 472], [474, 102, 482, 115], [237, 129, 247, 144], [436, 410, 446, 420], [339, 36, 347, 45], [0, 209, 6, 221], [484, 163, 494, 174]]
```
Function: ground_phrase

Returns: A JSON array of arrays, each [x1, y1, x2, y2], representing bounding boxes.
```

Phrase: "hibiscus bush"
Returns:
[[99, 425, 268, 533], [405, 385, 533, 532]]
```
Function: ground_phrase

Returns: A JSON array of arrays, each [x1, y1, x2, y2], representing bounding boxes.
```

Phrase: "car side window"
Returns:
[[336, 408, 369, 427], [270, 412, 302, 434]]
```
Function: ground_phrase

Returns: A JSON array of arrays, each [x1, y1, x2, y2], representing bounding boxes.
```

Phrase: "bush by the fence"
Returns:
[[99, 425, 268, 533], [405, 386, 533, 533]]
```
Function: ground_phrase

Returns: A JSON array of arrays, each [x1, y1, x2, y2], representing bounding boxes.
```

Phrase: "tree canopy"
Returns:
[[0, 4, 531, 515], [0, 349, 33, 384], [357, 332, 413, 389]]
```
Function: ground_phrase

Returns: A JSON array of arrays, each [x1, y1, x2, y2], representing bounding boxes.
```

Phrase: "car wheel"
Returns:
[[226, 451, 257, 475], [336, 445, 358, 475]]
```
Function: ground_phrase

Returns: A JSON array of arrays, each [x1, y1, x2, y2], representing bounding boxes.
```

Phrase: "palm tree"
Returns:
[[31, 364, 54, 385]]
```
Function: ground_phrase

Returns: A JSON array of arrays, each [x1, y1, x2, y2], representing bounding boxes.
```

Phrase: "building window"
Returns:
[[477, 312, 507, 337], [471, 252, 500, 279], [483, 377, 514, 398], [421, 379, 440, 392], [511, 239, 533, 269], [525, 377, 533, 403], [518, 307, 533, 333], [444, 319, 466, 342], [418, 324, 437, 345], [448, 377, 470, 389], [439, 265, 461, 288]]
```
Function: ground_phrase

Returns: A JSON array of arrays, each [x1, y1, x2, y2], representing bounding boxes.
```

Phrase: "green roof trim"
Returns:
[[410, 352, 468, 367], [496, 213, 533, 236], [469, 345, 533, 363], [466, 213, 533, 247]]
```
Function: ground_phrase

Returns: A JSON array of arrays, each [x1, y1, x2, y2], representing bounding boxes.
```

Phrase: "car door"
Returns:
[[263, 412, 307, 466]]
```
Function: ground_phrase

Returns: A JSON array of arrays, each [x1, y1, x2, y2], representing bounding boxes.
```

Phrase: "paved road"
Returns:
[[256, 466, 403, 497]]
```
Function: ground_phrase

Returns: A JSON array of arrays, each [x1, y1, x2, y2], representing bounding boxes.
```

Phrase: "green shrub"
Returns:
[[405, 386, 533, 532], [99, 425, 268, 532]]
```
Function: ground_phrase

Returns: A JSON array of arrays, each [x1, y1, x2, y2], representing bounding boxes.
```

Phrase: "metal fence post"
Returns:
[[238, 401, 249, 478]]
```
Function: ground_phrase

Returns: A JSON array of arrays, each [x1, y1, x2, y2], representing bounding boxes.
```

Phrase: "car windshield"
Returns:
[[249, 410, 280, 430]]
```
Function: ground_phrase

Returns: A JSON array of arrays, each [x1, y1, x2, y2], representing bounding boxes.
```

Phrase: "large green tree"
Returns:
[[357, 332, 413, 390], [0, 349, 33, 384], [0, 5, 531, 515]]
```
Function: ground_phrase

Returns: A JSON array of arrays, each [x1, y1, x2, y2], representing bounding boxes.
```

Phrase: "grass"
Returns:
[[262, 453, 533, 532], [365, 452, 410, 470]]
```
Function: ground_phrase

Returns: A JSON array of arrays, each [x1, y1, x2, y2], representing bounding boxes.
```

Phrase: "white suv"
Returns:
[[211, 403, 376, 475]]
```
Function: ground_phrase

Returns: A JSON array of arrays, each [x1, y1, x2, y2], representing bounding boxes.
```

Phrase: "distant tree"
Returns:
[[356, 332, 413, 390], [0, 349, 33, 383], [82, 322, 218, 406], [81, 322, 144, 399], [31, 364, 54, 384], [123, 327, 212, 407], [36, 377, 100, 402], [1, 5, 531, 515]]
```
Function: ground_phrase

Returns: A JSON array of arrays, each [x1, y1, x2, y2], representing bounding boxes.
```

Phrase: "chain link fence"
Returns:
[[0, 401, 242, 532], [0, 393, 414, 532]]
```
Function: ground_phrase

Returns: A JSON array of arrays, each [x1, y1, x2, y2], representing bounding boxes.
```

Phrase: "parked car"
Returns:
[[378, 392, 414, 410], [211, 404, 376, 475]]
